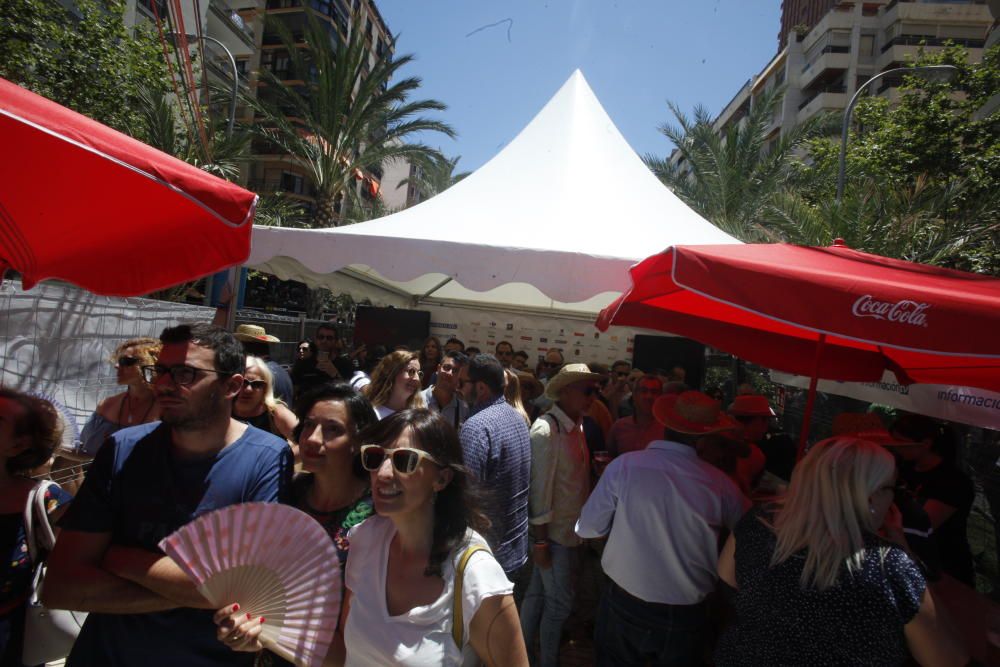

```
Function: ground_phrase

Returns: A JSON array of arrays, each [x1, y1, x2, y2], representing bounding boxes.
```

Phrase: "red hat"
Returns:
[[653, 391, 739, 435]]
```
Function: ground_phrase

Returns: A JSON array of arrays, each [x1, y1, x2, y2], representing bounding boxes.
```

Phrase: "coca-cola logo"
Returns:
[[851, 295, 930, 328]]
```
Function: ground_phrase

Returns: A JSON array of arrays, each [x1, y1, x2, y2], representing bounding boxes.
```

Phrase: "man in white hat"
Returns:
[[233, 324, 293, 405], [576, 391, 748, 666], [521, 363, 602, 667]]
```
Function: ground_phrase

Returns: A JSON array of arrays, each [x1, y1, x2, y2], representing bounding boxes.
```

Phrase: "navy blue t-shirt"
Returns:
[[61, 421, 294, 667]]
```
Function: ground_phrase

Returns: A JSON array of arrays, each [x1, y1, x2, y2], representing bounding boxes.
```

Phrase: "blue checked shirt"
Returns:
[[459, 395, 532, 573]]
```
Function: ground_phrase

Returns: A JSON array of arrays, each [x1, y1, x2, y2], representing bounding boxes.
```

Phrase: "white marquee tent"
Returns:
[[246, 70, 738, 319]]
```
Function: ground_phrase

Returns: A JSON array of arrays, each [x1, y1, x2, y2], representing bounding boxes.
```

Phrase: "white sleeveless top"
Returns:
[[344, 516, 512, 666]]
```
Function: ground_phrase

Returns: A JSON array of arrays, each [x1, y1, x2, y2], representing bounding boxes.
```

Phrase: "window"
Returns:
[[281, 172, 306, 195]]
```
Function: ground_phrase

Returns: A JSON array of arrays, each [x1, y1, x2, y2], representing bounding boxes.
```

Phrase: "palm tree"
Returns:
[[133, 84, 251, 181], [243, 11, 455, 227], [645, 86, 832, 241], [396, 154, 469, 202]]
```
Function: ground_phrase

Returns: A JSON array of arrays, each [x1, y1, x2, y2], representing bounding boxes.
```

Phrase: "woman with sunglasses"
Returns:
[[363, 351, 424, 420], [77, 337, 162, 458], [233, 356, 298, 452], [216, 409, 528, 665]]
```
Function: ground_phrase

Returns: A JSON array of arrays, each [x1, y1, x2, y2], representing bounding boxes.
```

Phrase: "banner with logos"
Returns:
[[425, 305, 644, 367], [770, 370, 1000, 431]]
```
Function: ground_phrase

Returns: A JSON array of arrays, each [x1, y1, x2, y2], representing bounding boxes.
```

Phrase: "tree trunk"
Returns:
[[314, 192, 339, 228]]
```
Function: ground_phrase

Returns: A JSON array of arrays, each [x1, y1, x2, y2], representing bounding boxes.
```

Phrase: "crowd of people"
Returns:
[[0, 320, 981, 666]]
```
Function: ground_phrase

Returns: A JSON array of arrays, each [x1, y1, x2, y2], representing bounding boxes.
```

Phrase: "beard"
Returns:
[[160, 386, 230, 432]]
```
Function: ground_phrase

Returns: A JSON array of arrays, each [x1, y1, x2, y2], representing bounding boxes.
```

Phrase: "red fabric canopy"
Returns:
[[597, 243, 1000, 393], [0, 77, 256, 296]]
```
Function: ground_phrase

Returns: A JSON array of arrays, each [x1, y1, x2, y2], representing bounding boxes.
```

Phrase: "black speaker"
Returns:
[[632, 335, 706, 390], [353, 306, 430, 353]]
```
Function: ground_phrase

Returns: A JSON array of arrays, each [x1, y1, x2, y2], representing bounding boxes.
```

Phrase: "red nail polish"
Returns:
[[232, 604, 240, 612], [246, 612, 252, 620], [259, 617, 266, 624]]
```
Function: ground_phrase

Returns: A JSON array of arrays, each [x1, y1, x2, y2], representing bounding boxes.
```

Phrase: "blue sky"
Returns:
[[377, 1, 782, 172]]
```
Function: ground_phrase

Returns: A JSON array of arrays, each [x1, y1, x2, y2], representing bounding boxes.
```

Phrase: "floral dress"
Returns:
[[0, 483, 72, 667], [292, 475, 374, 575]]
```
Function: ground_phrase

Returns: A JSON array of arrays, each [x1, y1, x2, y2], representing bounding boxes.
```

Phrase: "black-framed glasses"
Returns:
[[360, 445, 442, 475], [614, 371, 630, 378], [316, 334, 337, 341], [403, 368, 424, 379], [117, 356, 140, 367], [242, 379, 267, 391], [141, 364, 228, 386]]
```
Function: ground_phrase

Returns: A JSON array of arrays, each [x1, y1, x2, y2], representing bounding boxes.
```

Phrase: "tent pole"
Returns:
[[797, 333, 827, 461], [413, 277, 453, 306]]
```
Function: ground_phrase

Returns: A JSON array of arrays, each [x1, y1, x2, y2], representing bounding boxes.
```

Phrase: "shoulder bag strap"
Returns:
[[24, 480, 56, 563], [451, 544, 490, 649]]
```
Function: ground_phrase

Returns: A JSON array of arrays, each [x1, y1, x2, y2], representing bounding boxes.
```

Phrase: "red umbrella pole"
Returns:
[[797, 333, 827, 460]]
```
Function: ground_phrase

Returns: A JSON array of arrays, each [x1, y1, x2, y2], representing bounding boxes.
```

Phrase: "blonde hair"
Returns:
[[110, 337, 161, 367], [503, 369, 531, 426], [769, 437, 896, 590], [364, 350, 424, 409], [244, 356, 285, 412]]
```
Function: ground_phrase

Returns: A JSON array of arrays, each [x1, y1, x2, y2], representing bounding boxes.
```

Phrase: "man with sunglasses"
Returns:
[[45, 324, 294, 667], [522, 363, 603, 667], [292, 323, 343, 395], [458, 354, 531, 578]]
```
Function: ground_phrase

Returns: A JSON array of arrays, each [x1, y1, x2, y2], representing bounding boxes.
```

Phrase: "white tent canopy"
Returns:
[[247, 70, 738, 317]]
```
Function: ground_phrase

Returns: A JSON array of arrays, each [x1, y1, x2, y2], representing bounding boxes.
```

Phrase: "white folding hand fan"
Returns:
[[160, 503, 341, 667]]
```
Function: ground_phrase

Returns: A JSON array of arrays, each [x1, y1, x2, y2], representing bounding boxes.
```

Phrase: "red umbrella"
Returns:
[[0, 77, 256, 296], [597, 242, 1000, 447]]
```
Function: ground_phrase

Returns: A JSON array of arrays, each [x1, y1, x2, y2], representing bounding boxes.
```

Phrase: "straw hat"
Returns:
[[544, 363, 604, 399], [233, 324, 280, 343], [653, 391, 739, 435], [728, 394, 776, 417], [831, 412, 897, 445]]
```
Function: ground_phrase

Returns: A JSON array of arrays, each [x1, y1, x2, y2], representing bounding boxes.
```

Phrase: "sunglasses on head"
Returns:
[[242, 379, 267, 390], [360, 444, 442, 475], [118, 356, 140, 367]]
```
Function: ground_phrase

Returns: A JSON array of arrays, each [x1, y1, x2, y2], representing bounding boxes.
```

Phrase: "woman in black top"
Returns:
[[889, 414, 976, 586], [716, 437, 965, 666]]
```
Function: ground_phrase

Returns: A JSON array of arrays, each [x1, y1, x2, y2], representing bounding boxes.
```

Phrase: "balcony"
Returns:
[[800, 48, 852, 88], [797, 90, 847, 124], [209, 0, 255, 50]]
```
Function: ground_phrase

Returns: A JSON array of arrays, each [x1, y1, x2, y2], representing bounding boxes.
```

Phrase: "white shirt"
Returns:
[[575, 440, 749, 605], [528, 405, 590, 547], [374, 405, 395, 421], [344, 516, 513, 666]]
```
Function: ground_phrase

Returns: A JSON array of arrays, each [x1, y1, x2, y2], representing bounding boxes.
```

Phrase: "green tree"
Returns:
[[134, 84, 252, 180], [791, 44, 1000, 274], [645, 86, 833, 241], [243, 11, 455, 227], [0, 0, 168, 139]]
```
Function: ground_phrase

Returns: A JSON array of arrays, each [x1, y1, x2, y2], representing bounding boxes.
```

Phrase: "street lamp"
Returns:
[[835, 64, 958, 203], [169, 33, 240, 138]]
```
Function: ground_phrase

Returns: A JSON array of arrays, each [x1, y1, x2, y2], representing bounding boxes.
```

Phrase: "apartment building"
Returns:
[[672, 0, 993, 172], [247, 0, 409, 220], [125, 0, 258, 137]]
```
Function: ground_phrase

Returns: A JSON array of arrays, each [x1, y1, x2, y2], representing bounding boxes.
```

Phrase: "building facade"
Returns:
[[247, 0, 398, 221], [672, 0, 993, 173]]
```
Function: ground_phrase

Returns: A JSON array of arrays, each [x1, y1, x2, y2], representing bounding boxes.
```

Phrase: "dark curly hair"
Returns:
[[359, 409, 489, 577], [0, 389, 63, 475]]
